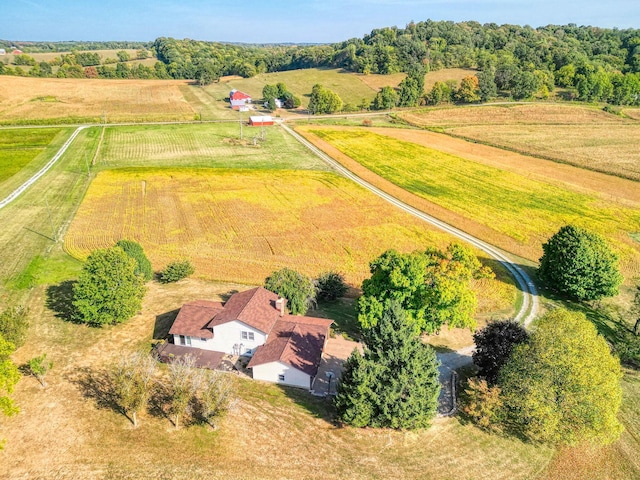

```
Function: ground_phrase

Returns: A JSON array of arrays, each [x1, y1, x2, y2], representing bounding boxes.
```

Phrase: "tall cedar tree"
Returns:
[[115, 240, 153, 281], [335, 301, 440, 429], [472, 320, 529, 384], [73, 247, 146, 326], [499, 309, 623, 445], [264, 268, 316, 315], [538, 225, 623, 301], [358, 243, 491, 334]]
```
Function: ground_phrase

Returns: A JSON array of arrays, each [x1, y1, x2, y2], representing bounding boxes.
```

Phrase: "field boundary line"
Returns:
[[0, 126, 86, 210], [279, 121, 538, 326]]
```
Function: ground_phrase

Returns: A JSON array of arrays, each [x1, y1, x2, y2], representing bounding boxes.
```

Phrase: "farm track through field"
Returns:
[[280, 121, 539, 415], [0, 126, 86, 209]]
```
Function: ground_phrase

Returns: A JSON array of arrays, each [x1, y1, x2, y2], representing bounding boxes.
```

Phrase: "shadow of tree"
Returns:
[[45, 280, 80, 323], [71, 367, 127, 419], [219, 289, 239, 303]]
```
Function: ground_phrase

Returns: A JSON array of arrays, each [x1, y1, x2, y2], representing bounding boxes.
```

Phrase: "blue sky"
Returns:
[[5, 0, 640, 43]]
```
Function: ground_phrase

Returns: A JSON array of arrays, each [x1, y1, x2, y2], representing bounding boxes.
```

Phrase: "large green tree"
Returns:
[[358, 243, 491, 334], [538, 225, 623, 301], [499, 309, 623, 445], [308, 84, 343, 114], [264, 268, 316, 315], [370, 86, 398, 110], [335, 301, 440, 429], [73, 247, 146, 326]]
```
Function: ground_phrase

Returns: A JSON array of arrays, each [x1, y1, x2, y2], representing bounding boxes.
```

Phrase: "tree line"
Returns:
[[2, 22, 640, 104]]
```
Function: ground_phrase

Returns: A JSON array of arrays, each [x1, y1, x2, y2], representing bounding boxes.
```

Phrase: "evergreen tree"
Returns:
[[335, 301, 440, 429]]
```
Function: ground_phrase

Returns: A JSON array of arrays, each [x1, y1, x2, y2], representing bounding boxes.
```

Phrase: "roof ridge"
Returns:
[[234, 286, 263, 320]]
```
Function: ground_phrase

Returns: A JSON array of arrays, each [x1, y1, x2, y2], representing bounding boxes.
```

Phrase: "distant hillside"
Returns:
[[2, 20, 640, 105]]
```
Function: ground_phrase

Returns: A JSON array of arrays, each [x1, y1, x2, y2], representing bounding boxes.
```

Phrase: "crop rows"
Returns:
[[304, 127, 640, 280], [64, 168, 515, 314]]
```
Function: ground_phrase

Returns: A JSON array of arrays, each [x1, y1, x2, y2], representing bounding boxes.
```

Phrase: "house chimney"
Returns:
[[275, 297, 287, 316]]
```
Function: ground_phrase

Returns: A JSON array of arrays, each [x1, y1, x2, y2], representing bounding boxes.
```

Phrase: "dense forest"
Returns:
[[2, 20, 640, 105]]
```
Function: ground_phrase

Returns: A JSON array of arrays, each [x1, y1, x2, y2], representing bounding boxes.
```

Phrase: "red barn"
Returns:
[[230, 89, 251, 110], [249, 116, 274, 126]]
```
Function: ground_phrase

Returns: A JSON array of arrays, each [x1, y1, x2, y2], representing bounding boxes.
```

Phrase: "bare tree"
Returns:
[[112, 352, 156, 427], [198, 371, 236, 429], [166, 355, 200, 429]]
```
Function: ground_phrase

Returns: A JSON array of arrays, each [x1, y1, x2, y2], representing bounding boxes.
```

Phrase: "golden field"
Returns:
[[64, 167, 515, 313], [296, 126, 640, 280], [400, 104, 640, 180], [0, 76, 196, 124]]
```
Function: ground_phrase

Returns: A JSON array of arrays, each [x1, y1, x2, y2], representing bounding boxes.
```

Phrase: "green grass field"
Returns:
[[0, 128, 68, 194], [306, 127, 640, 279], [96, 123, 329, 170]]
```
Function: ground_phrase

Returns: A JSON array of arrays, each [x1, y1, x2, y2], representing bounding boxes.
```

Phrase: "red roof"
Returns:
[[247, 316, 333, 377], [207, 287, 280, 333], [168, 300, 224, 339], [230, 89, 251, 101]]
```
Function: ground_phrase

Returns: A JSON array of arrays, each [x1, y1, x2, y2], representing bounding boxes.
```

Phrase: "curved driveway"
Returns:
[[279, 122, 540, 414]]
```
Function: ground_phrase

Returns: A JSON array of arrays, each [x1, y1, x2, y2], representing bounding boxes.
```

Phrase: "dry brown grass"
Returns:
[[0, 279, 551, 480], [400, 104, 640, 180], [355, 71, 407, 91], [623, 108, 640, 120], [0, 76, 196, 123], [423, 68, 479, 91]]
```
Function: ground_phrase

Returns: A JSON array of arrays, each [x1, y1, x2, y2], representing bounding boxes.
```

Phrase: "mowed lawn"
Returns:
[[0, 128, 65, 184], [64, 167, 515, 314], [96, 123, 329, 170], [300, 127, 640, 279], [400, 104, 640, 180]]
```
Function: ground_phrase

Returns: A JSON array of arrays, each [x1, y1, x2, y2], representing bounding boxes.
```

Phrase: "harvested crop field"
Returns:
[[400, 104, 640, 180], [296, 126, 640, 279], [0, 76, 196, 124], [64, 168, 515, 312]]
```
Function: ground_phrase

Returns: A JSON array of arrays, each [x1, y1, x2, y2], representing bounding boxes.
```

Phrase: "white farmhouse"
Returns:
[[165, 287, 333, 389]]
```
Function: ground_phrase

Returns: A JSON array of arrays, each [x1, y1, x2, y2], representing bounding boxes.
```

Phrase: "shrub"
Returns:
[[472, 320, 529, 384], [461, 377, 503, 432], [315, 271, 348, 301], [159, 260, 195, 283], [115, 240, 153, 281], [0, 306, 29, 348]]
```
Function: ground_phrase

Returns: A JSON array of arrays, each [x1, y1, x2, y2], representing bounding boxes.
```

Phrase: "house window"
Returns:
[[179, 335, 191, 346], [278, 374, 285, 382], [241, 331, 255, 341]]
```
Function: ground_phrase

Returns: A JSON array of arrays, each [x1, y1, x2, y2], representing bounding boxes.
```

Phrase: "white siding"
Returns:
[[208, 320, 266, 355], [252, 361, 312, 389]]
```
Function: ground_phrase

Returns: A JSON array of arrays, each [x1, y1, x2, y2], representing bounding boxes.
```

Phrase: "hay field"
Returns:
[[298, 127, 640, 279], [96, 123, 328, 170], [207, 68, 382, 109], [400, 104, 640, 180], [63, 168, 515, 311], [0, 76, 196, 124]]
